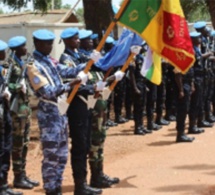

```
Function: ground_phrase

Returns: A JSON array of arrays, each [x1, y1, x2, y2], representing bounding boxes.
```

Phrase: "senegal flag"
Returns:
[[118, 0, 195, 73]]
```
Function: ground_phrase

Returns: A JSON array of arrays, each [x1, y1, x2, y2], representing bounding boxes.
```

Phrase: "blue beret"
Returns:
[[8, 36, 26, 48], [79, 29, 93, 39], [193, 21, 206, 29], [190, 31, 201, 38], [60, 27, 79, 39], [33, 29, 55, 40], [91, 33, 98, 40], [211, 30, 215, 37], [105, 36, 115, 44], [0, 40, 8, 51]]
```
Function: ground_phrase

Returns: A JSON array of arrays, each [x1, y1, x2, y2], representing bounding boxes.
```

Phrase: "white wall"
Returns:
[[0, 22, 84, 59]]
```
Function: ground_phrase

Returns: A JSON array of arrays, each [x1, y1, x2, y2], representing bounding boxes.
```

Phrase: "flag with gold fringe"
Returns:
[[118, 0, 195, 73]]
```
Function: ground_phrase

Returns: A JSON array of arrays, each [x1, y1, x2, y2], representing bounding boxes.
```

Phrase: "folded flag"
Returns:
[[141, 47, 161, 85], [95, 28, 143, 71], [118, 0, 195, 73]]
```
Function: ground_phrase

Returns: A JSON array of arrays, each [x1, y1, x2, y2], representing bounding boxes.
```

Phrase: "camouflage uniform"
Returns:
[[8, 54, 31, 180], [27, 50, 84, 193]]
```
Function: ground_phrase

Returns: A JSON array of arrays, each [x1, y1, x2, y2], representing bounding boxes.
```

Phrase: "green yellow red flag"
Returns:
[[118, 0, 195, 73]]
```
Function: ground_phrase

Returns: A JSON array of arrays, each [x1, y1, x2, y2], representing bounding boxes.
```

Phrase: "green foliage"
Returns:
[[62, 4, 71, 10], [180, 0, 210, 22], [75, 8, 84, 23], [0, 8, 4, 14]]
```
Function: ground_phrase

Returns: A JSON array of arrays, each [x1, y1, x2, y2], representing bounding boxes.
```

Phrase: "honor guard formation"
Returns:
[[0, 20, 215, 195]]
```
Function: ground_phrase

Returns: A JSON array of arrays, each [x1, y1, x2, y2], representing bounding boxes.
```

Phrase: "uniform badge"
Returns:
[[33, 76, 40, 84]]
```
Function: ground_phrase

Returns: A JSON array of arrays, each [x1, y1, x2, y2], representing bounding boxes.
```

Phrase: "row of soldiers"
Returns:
[[0, 20, 215, 195]]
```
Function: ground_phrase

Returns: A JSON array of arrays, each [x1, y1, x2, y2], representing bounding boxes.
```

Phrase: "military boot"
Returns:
[[89, 161, 112, 188], [97, 161, 120, 186], [22, 171, 39, 187], [13, 173, 34, 189], [147, 116, 162, 131], [115, 114, 128, 124], [188, 120, 204, 134], [74, 179, 102, 195], [205, 112, 215, 123], [155, 114, 170, 125], [197, 116, 213, 128], [45, 189, 59, 195]]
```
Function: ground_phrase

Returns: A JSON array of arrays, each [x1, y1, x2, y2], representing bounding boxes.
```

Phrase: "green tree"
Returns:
[[75, 8, 84, 23], [62, 4, 71, 10], [180, 0, 210, 22], [0, 8, 4, 14]]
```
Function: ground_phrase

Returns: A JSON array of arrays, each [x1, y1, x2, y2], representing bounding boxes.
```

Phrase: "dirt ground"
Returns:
[[7, 113, 215, 195]]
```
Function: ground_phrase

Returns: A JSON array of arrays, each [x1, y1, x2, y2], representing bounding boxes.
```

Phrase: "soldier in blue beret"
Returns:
[[91, 33, 99, 49], [0, 40, 24, 195], [27, 29, 87, 195], [194, 22, 215, 126], [7, 36, 40, 190], [59, 28, 103, 195]]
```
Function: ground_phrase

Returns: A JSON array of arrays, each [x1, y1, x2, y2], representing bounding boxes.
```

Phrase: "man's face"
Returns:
[[81, 38, 93, 50], [15, 44, 27, 56], [69, 35, 80, 49], [35, 39, 53, 55], [0, 50, 5, 60]]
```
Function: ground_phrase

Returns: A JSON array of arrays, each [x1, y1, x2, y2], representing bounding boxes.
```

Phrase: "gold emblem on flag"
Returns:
[[167, 26, 174, 39], [129, 10, 138, 22], [176, 52, 186, 61]]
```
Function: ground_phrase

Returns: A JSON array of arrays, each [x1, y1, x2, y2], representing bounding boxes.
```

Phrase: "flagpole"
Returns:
[[67, 0, 130, 104], [109, 53, 135, 91]]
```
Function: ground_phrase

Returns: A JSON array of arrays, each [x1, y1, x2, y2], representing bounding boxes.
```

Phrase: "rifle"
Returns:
[[10, 53, 34, 115], [0, 52, 14, 120]]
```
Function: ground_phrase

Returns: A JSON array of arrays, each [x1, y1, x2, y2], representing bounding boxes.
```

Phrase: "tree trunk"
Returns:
[[206, 0, 215, 28], [83, 0, 115, 39]]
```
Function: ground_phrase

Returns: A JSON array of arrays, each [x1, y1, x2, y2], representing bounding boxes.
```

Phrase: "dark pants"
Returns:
[[125, 77, 133, 117], [146, 81, 157, 119], [114, 78, 126, 116], [156, 79, 166, 116], [0, 110, 12, 187], [68, 97, 91, 182], [176, 83, 191, 134], [133, 80, 146, 128]]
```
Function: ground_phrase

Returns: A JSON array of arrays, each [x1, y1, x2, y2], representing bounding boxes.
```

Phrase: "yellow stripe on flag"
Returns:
[[151, 52, 162, 85]]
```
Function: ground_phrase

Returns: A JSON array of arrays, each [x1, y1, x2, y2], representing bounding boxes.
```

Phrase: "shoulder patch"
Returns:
[[33, 76, 40, 84]]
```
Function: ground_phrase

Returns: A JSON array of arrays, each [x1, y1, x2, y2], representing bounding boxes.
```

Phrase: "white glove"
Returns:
[[130, 45, 142, 55], [90, 50, 102, 63], [3, 87, 11, 101], [77, 71, 88, 85], [102, 87, 112, 100], [114, 70, 125, 81], [20, 79, 27, 94], [96, 80, 107, 91]]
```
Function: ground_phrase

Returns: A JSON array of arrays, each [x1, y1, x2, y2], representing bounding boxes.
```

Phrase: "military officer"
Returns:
[[0, 40, 23, 195], [7, 36, 39, 190], [27, 29, 85, 195]]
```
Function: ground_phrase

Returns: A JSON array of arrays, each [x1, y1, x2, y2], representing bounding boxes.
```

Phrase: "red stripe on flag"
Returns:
[[162, 11, 194, 55], [161, 47, 194, 72]]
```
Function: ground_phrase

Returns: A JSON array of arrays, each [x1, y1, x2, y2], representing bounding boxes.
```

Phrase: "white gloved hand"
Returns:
[[102, 87, 112, 100], [130, 45, 142, 55], [114, 70, 125, 81], [3, 87, 11, 101], [90, 50, 102, 63], [20, 79, 27, 94], [96, 80, 107, 91], [77, 71, 88, 85]]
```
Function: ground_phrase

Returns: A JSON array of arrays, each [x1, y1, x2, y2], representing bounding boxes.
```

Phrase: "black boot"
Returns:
[[205, 112, 215, 123], [89, 161, 111, 188], [197, 118, 213, 128], [13, 173, 34, 189], [176, 134, 195, 143], [5, 186, 23, 195], [74, 179, 102, 195], [23, 171, 39, 187], [45, 189, 59, 195], [147, 117, 162, 131], [188, 120, 204, 134], [134, 122, 145, 135], [0, 189, 7, 195], [156, 114, 170, 125], [97, 161, 119, 186], [115, 114, 128, 124]]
